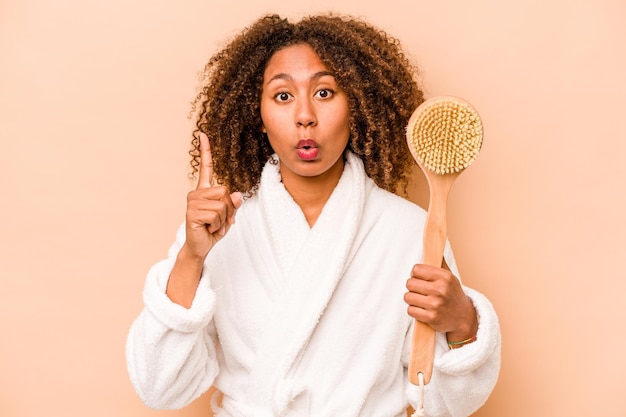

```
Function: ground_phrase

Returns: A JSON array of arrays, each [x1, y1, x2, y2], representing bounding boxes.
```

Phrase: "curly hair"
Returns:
[[189, 13, 424, 196]]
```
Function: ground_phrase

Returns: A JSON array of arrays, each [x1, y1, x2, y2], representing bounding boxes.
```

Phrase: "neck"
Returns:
[[280, 158, 345, 227]]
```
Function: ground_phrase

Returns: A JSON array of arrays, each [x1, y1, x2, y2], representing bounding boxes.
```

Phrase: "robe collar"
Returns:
[[248, 151, 369, 413]]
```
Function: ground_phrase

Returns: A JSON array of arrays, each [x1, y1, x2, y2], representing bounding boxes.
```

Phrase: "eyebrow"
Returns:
[[266, 70, 335, 85]]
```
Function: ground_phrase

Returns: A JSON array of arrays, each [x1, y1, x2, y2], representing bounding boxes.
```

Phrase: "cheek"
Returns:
[[336, 108, 351, 140], [260, 103, 286, 135], [335, 99, 350, 130]]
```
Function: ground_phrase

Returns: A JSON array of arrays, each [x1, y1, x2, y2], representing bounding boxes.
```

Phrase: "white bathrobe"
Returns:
[[126, 152, 501, 417]]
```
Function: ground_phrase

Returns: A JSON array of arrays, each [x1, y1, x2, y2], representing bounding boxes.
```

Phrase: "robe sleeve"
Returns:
[[125, 224, 219, 409], [404, 245, 502, 417]]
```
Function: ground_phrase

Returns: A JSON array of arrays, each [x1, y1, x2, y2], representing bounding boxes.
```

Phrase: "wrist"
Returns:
[[446, 334, 477, 349], [179, 242, 209, 264], [166, 244, 206, 308], [172, 244, 206, 283], [445, 296, 478, 349]]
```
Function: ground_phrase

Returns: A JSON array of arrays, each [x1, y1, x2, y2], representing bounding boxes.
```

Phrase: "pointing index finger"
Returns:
[[197, 132, 214, 189]]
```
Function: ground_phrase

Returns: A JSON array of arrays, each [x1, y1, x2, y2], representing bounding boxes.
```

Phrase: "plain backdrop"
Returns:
[[1, 0, 625, 416]]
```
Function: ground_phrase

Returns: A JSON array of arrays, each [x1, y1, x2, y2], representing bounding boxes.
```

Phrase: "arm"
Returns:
[[167, 132, 242, 308], [404, 286, 501, 417], [404, 248, 501, 416], [126, 133, 242, 408], [126, 239, 219, 409]]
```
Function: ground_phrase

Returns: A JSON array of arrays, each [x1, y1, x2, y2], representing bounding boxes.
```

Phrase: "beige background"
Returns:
[[2, 0, 625, 416]]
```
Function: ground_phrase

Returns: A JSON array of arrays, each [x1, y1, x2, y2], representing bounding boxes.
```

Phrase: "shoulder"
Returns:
[[366, 178, 427, 222]]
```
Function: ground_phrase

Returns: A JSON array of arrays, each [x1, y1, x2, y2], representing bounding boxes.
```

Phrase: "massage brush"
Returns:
[[405, 96, 483, 387]]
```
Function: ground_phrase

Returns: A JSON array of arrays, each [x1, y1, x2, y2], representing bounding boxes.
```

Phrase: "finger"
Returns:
[[411, 263, 448, 282], [188, 186, 238, 229], [406, 277, 429, 295], [405, 291, 443, 324], [187, 204, 222, 230], [404, 290, 428, 308], [228, 192, 243, 224], [188, 200, 229, 232], [406, 304, 435, 324], [231, 191, 243, 209], [197, 132, 214, 190]]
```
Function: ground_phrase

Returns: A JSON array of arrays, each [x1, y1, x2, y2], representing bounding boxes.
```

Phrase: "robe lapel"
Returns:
[[246, 152, 366, 412]]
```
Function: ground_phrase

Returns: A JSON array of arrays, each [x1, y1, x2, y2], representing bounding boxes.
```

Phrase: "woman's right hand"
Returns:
[[183, 132, 243, 261]]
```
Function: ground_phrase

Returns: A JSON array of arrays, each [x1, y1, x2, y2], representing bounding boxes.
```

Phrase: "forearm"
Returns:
[[126, 257, 219, 409], [166, 243, 206, 308], [406, 287, 501, 416], [445, 295, 479, 348]]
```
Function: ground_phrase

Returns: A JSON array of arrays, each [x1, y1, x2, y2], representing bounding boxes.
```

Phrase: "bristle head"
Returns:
[[406, 96, 483, 175]]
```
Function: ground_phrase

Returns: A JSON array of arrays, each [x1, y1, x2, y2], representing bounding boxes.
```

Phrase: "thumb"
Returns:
[[231, 191, 243, 209], [228, 192, 243, 225]]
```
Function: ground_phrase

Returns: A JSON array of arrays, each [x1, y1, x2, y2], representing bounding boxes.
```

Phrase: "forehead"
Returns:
[[263, 43, 330, 80]]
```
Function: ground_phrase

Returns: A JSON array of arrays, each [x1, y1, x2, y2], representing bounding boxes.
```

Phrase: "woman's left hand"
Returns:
[[404, 263, 478, 342]]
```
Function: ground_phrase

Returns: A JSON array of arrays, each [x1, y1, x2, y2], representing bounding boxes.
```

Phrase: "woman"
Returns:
[[126, 13, 500, 417]]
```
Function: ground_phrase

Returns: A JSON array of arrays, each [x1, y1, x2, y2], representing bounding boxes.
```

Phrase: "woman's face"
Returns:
[[260, 43, 350, 187]]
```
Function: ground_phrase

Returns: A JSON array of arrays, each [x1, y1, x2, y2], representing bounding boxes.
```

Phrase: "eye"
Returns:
[[315, 89, 334, 99], [274, 91, 292, 102]]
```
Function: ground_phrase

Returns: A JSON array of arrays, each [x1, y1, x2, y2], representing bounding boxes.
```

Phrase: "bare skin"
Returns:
[[260, 44, 350, 227], [405, 261, 478, 344], [165, 133, 242, 308], [167, 44, 478, 345]]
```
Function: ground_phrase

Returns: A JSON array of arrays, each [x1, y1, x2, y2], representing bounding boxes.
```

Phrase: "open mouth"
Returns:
[[297, 139, 319, 160]]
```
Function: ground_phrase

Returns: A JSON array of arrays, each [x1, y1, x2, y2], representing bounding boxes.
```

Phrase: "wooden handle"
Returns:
[[408, 173, 458, 385], [409, 320, 436, 385]]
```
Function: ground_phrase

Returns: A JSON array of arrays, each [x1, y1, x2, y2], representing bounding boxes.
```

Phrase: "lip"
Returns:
[[297, 139, 318, 149], [296, 139, 319, 161]]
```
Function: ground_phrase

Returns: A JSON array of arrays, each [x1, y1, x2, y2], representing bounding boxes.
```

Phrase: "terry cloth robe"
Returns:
[[126, 151, 501, 417]]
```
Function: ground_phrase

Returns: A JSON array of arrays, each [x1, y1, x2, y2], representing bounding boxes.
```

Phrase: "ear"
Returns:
[[261, 125, 267, 133]]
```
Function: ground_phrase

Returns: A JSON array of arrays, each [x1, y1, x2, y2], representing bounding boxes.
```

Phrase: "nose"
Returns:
[[295, 98, 317, 127]]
